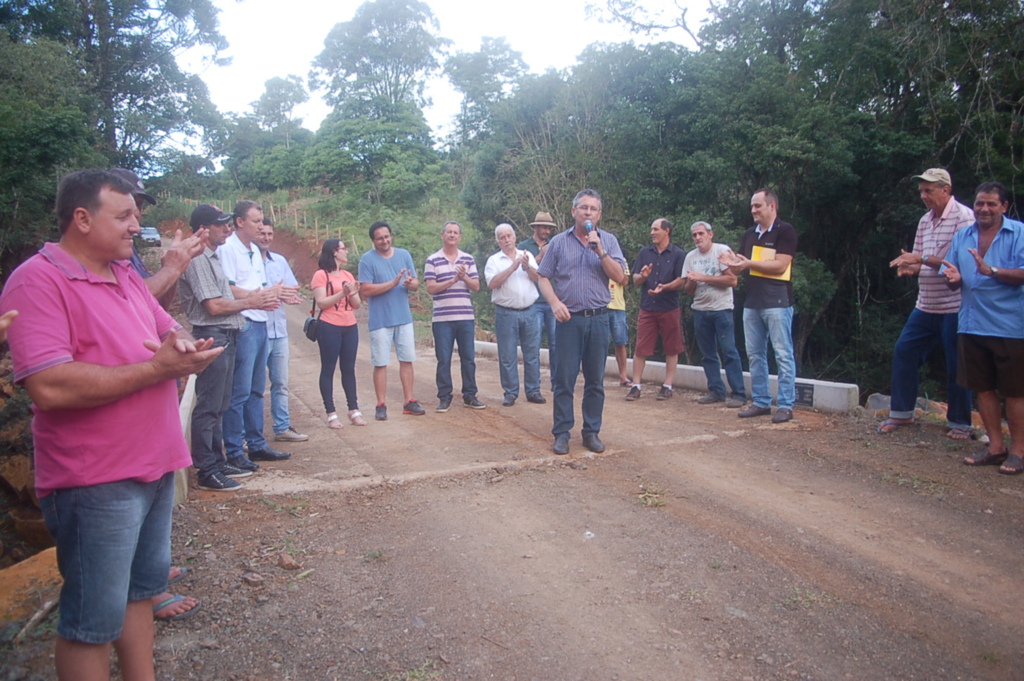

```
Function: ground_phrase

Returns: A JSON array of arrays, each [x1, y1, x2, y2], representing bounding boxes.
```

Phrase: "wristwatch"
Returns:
[[599, 252, 610, 260], [990, 267, 1000, 277]]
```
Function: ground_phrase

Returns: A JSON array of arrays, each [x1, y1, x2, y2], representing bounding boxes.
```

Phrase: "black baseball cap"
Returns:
[[109, 168, 156, 205], [189, 204, 233, 230]]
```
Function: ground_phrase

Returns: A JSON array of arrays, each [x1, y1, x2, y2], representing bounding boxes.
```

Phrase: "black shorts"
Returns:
[[957, 333, 1024, 397]]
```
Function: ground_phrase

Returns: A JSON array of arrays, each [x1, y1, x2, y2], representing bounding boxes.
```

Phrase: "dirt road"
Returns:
[[6, 303, 1024, 681]]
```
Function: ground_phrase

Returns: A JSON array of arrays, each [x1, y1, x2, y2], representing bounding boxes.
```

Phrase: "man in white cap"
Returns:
[[880, 168, 974, 439]]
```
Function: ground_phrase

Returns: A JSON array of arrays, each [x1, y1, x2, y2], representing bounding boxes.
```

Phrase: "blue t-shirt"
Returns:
[[358, 247, 417, 331]]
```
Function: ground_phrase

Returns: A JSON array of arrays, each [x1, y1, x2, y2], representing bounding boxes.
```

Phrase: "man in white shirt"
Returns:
[[484, 223, 545, 407], [219, 200, 299, 469]]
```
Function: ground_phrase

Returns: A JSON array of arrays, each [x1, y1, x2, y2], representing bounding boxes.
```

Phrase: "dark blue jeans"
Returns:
[[190, 326, 237, 477], [693, 309, 746, 401], [890, 308, 972, 428], [433, 320, 478, 399], [533, 300, 558, 388], [553, 312, 610, 437]]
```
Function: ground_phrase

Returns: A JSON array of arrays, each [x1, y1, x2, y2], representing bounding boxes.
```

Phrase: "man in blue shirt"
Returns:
[[942, 181, 1024, 475], [256, 218, 307, 443], [358, 221, 425, 420], [538, 189, 626, 455]]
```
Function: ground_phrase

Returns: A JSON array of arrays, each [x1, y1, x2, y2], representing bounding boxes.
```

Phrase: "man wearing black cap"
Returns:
[[179, 204, 281, 491], [111, 168, 205, 309]]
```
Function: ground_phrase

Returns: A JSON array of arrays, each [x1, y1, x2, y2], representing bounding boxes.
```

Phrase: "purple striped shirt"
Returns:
[[424, 248, 478, 322]]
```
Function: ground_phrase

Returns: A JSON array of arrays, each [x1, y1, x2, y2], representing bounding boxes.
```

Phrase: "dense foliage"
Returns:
[[1, 0, 1021, 401]]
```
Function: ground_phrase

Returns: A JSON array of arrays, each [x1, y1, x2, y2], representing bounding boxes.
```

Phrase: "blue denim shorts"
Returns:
[[40, 472, 174, 643], [370, 323, 417, 366], [609, 309, 629, 347]]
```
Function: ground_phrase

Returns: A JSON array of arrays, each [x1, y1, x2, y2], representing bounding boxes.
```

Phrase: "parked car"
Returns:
[[139, 226, 162, 247]]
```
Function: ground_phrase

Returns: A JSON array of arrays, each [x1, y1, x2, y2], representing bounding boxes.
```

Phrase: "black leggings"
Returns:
[[317, 321, 359, 413]]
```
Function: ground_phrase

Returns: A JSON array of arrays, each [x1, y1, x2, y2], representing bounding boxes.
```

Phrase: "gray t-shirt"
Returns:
[[683, 243, 735, 312]]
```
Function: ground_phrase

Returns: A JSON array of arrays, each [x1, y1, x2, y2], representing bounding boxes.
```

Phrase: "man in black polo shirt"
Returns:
[[720, 189, 798, 423], [627, 218, 687, 401]]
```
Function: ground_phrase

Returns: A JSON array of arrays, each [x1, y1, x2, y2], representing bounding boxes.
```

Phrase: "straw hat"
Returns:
[[529, 211, 557, 228]]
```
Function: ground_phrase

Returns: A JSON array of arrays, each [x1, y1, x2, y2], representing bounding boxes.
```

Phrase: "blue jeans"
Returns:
[[743, 306, 796, 410], [693, 309, 746, 401], [534, 300, 558, 388], [224, 320, 268, 459], [190, 325, 237, 477], [267, 336, 291, 435], [433, 320, 478, 399], [553, 312, 610, 437], [495, 305, 541, 399], [890, 308, 972, 428], [41, 473, 174, 643]]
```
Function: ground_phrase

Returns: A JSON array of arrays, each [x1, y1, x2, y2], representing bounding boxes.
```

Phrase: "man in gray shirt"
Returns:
[[179, 204, 279, 491], [683, 221, 746, 407]]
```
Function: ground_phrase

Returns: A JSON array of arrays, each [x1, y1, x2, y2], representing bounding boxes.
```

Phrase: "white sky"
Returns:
[[182, 0, 708, 139]]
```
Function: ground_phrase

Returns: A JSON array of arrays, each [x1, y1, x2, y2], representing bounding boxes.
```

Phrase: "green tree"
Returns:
[[309, 0, 449, 115], [252, 76, 308, 149], [1, 0, 229, 168], [0, 38, 102, 278], [445, 37, 527, 142]]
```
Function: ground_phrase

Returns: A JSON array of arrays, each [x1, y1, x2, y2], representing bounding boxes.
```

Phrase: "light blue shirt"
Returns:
[[263, 251, 298, 339], [358, 247, 417, 331], [944, 217, 1024, 338]]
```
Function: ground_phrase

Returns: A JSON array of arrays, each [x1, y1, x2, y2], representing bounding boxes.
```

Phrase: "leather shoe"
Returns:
[[248, 445, 291, 462], [552, 433, 570, 455], [526, 393, 547, 404], [738, 405, 772, 419], [228, 455, 260, 473], [771, 407, 793, 423], [582, 433, 606, 453], [503, 395, 516, 407]]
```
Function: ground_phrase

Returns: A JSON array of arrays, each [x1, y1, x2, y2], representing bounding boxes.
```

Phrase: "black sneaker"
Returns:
[[463, 396, 486, 409], [221, 463, 253, 479], [375, 403, 388, 421], [229, 455, 260, 473], [656, 386, 674, 401], [197, 470, 241, 491], [403, 400, 426, 415], [625, 385, 641, 401], [436, 396, 453, 412], [526, 393, 547, 404], [248, 445, 291, 462]]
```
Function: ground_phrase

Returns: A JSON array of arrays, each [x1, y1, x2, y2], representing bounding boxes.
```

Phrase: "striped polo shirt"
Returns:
[[424, 248, 478, 322], [914, 199, 974, 314]]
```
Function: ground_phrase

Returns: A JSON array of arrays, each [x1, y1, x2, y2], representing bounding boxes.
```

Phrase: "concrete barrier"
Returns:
[[473, 341, 859, 414]]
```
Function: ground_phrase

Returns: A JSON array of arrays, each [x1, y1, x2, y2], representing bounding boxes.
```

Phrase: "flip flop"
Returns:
[[877, 418, 913, 434], [167, 566, 188, 586], [946, 426, 973, 441], [998, 454, 1024, 475], [963, 448, 1009, 467], [153, 595, 202, 622]]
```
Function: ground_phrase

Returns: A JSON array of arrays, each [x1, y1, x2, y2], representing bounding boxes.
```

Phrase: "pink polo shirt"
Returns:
[[0, 243, 191, 495]]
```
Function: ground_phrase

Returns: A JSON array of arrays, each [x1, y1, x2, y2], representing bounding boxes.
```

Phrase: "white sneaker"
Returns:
[[274, 427, 309, 442]]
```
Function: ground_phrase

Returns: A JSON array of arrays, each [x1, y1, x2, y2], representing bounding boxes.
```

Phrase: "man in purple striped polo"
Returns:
[[425, 221, 486, 412]]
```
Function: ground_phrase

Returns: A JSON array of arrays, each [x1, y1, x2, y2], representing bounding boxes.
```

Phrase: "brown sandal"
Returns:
[[963, 448, 1008, 467], [998, 454, 1024, 475]]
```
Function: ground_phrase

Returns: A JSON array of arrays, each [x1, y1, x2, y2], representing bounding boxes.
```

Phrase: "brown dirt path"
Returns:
[[4, 301, 1023, 681]]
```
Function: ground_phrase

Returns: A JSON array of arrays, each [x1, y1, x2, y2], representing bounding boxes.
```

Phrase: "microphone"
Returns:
[[585, 220, 597, 250]]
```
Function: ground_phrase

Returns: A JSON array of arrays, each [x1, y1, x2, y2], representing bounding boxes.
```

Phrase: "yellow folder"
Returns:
[[749, 245, 792, 281]]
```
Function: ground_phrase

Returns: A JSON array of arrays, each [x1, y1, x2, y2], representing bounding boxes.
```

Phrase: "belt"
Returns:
[[495, 303, 532, 312], [570, 307, 608, 317], [192, 324, 239, 337]]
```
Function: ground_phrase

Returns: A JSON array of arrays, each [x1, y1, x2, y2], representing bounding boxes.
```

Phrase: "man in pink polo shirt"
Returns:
[[0, 169, 222, 681]]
